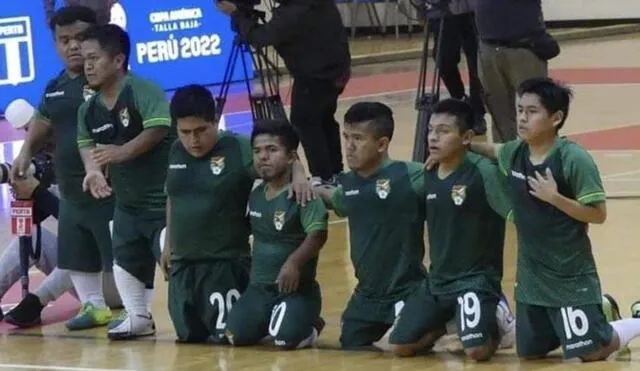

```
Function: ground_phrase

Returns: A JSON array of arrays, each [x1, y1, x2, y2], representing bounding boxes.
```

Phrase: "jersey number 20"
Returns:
[[210, 289, 241, 330]]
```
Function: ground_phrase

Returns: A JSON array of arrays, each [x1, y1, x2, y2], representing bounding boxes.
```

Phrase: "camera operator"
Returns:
[[428, 0, 486, 134], [216, 0, 351, 186], [0, 169, 121, 327], [474, 0, 559, 142], [44, 0, 117, 26]]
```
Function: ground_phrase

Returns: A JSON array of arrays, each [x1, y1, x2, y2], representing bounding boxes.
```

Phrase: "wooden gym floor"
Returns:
[[2, 34, 640, 370]]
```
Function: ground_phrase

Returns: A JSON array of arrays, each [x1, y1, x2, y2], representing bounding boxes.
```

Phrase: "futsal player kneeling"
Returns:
[[468, 77, 640, 361], [225, 120, 328, 350], [389, 99, 512, 361], [163, 86, 313, 344]]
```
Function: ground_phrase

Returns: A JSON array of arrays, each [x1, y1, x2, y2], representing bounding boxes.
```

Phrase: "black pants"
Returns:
[[430, 13, 485, 116], [290, 78, 344, 180]]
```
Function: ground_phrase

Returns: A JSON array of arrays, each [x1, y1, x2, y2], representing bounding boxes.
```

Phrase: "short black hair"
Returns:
[[170, 84, 217, 123], [344, 102, 394, 140], [49, 6, 97, 31], [517, 77, 573, 131], [80, 24, 130, 71], [431, 98, 475, 132], [251, 119, 300, 153]]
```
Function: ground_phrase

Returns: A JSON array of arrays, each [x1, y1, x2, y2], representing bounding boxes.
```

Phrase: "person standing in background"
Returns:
[[216, 0, 351, 186], [474, 0, 559, 143], [44, 0, 117, 25], [429, 0, 486, 135]]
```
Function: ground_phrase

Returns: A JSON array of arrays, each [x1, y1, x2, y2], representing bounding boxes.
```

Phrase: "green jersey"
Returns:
[[498, 137, 605, 307], [331, 160, 427, 300], [165, 132, 255, 261], [77, 74, 173, 212], [36, 71, 111, 205], [248, 182, 328, 286], [425, 152, 511, 296]]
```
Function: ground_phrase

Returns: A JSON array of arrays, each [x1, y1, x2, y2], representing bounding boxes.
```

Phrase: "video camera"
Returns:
[[0, 152, 56, 189], [408, 0, 452, 20]]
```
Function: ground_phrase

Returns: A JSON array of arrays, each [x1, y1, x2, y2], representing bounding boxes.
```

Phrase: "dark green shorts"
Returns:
[[225, 282, 322, 349], [516, 302, 614, 359], [57, 198, 114, 272], [111, 206, 164, 288], [389, 281, 499, 349], [340, 289, 414, 349], [168, 258, 250, 343]]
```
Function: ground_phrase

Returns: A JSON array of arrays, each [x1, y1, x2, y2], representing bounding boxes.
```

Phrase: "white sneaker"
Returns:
[[107, 312, 156, 340], [497, 296, 516, 349]]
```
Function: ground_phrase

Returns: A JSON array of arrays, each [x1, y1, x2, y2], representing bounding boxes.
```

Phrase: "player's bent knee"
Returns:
[[579, 348, 611, 363], [391, 344, 418, 357], [465, 345, 495, 362]]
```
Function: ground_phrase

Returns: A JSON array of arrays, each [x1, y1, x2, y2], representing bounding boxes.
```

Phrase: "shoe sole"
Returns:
[[108, 329, 156, 341], [4, 316, 41, 328]]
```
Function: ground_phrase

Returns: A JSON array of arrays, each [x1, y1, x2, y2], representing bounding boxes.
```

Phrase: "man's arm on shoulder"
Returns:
[[118, 79, 171, 161], [407, 161, 426, 198], [470, 139, 522, 177], [315, 185, 347, 217], [478, 159, 513, 222], [232, 4, 312, 48]]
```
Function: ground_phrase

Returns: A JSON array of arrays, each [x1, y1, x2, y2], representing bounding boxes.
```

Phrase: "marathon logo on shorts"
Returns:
[[273, 211, 285, 231], [375, 178, 390, 199], [566, 339, 593, 351], [0, 17, 35, 87], [210, 156, 225, 175], [451, 185, 466, 206], [460, 332, 483, 342]]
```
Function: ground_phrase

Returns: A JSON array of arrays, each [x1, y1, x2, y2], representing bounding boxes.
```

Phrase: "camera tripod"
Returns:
[[215, 11, 287, 124], [411, 6, 448, 162]]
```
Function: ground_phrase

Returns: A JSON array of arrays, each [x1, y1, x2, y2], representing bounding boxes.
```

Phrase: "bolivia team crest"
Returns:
[[273, 211, 286, 231], [451, 185, 466, 206], [210, 156, 225, 175], [376, 178, 391, 199], [119, 107, 130, 127], [82, 86, 95, 101]]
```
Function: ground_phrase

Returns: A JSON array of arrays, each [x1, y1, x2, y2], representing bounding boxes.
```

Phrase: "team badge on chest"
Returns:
[[451, 185, 466, 206], [82, 86, 95, 101], [375, 178, 391, 199], [119, 108, 130, 127], [210, 156, 225, 175], [273, 211, 286, 231]]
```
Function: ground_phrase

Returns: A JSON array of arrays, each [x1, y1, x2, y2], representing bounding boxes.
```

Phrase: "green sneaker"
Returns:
[[108, 310, 128, 330], [602, 294, 622, 322], [65, 302, 113, 331], [630, 300, 640, 318]]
